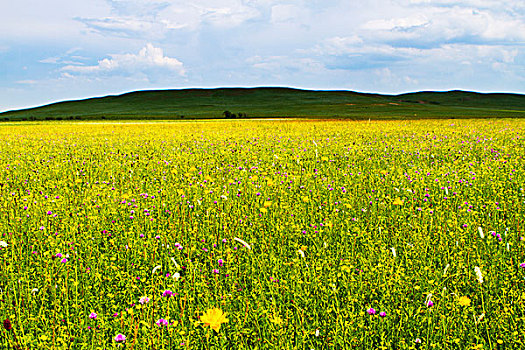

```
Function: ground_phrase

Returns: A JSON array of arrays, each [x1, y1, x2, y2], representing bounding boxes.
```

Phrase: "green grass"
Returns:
[[1, 87, 524, 121]]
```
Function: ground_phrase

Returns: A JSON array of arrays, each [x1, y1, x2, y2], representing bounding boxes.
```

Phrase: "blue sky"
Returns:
[[1, 0, 524, 112]]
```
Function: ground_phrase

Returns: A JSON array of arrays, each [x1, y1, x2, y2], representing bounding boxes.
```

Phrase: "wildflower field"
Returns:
[[0, 119, 524, 349]]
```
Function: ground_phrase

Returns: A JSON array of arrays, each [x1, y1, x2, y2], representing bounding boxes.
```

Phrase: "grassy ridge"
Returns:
[[1, 87, 524, 120]]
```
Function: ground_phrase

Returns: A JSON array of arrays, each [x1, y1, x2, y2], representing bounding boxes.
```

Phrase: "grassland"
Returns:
[[0, 119, 524, 349], [1, 88, 524, 121]]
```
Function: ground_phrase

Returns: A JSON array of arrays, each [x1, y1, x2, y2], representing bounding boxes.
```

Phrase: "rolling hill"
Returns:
[[1, 87, 524, 121]]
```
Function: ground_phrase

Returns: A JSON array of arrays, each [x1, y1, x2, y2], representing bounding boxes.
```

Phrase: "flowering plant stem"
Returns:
[[480, 288, 493, 350]]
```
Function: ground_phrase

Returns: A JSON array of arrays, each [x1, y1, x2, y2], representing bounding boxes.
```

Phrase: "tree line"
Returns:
[[222, 111, 248, 119]]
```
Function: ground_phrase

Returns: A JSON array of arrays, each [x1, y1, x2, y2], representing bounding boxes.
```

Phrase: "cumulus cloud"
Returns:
[[62, 43, 185, 76]]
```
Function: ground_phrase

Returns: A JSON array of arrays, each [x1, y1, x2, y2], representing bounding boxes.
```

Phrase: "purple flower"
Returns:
[[89, 312, 97, 319], [520, 263, 525, 268], [427, 300, 434, 307], [139, 297, 149, 305], [156, 318, 169, 326], [61, 258, 68, 263], [367, 308, 376, 315], [213, 269, 219, 274], [55, 253, 63, 258], [114, 334, 126, 343], [162, 290, 173, 297], [218, 259, 224, 267], [379, 311, 386, 317]]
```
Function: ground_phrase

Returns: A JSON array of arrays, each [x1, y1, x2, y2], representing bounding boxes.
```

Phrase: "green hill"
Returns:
[[1, 87, 524, 121]]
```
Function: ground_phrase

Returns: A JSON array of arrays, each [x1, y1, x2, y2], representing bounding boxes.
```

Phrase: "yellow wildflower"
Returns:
[[200, 308, 228, 332], [393, 197, 404, 206], [458, 296, 471, 306], [269, 314, 283, 325]]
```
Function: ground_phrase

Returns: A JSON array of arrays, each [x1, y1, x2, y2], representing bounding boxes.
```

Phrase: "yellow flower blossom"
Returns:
[[393, 197, 404, 206], [200, 308, 228, 332], [458, 296, 471, 306]]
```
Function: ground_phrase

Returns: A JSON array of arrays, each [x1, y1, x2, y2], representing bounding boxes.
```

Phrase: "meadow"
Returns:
[[0, 119, 524, 349]]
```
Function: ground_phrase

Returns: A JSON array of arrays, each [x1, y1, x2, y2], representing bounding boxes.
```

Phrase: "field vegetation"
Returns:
[[0, 119, 524, 349]]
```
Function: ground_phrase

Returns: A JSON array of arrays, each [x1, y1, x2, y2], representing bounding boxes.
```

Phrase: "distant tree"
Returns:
[[223, 110, 232, 119]]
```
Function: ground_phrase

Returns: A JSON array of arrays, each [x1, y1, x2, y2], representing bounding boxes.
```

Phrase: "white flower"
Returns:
[[443, 264, 450, 276], [475, 313, 485, 324], [478, 227, 484, 239], [474, 266, 484, 284], [170, 257, 180, 269], [173, 272, 181, 281], [390, 247, 397, 258], [233, 237, 251, 250], [0, 241, 7, 248], [297, 249, 305, 258], [31, 288, 38, 294], [152, 265, 162, 274]]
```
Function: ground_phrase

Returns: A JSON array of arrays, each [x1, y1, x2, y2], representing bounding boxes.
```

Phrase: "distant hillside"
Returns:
[[1, 87, 524, 121]]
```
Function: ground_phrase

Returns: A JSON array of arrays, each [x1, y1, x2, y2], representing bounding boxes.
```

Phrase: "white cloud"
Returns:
[[76, 0, 262, 38], [270, 4, 302, 23], [248, 55, 325, 74], [362, 5, 525, 45], [62, 43, 185, 76], [16, 80, 38, 85], [79, 17, 158, 37], [362, 15, 429, 31]]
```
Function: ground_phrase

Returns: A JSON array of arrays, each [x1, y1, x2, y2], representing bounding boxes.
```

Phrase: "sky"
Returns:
[[1, 0, 524, 112]]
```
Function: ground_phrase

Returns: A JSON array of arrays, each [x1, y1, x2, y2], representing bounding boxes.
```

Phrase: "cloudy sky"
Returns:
[[1, 0, 524, 112]]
